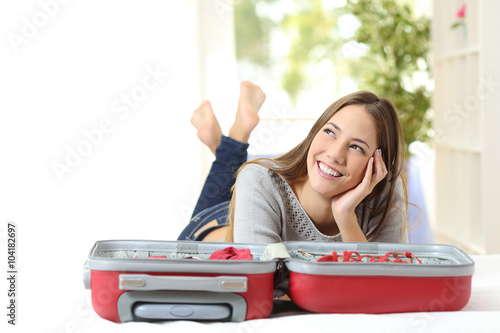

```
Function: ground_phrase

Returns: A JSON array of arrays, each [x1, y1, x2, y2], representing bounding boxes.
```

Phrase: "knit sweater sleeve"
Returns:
[[232, 164, 284, 244]]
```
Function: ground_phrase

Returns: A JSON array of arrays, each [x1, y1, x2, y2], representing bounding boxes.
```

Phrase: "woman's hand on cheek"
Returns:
[[331, 149, 388, 224]]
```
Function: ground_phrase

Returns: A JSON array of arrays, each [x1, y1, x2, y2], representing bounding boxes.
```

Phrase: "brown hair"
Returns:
[[224, 91, 407, 242]]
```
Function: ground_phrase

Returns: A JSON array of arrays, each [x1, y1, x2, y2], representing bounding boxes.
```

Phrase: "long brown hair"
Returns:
[[224, 91, 407, 242]]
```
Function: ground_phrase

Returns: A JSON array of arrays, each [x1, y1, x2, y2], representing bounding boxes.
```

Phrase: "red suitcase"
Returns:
[[283, 242, 474, 314], [83, 240, 277, 322], [83, 240, 474, 322]]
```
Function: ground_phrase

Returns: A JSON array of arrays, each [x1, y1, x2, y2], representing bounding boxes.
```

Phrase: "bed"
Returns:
[[75, 253, 500, 333]]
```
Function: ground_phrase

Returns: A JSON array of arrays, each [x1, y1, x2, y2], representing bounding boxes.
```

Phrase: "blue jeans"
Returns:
[[177, 136, 249, 241]]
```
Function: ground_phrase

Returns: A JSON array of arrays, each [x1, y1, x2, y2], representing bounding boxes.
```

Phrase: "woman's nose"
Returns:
[[326, 143, 346, 165]]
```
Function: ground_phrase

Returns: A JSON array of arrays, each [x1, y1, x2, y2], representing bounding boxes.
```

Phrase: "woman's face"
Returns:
[[305, 104, 378, 198]]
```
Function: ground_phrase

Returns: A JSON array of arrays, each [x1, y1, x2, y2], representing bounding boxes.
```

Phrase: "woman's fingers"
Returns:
[[357, 156, 374, 196], [362, 149, 387, 194], [373, 149, 388, 183]]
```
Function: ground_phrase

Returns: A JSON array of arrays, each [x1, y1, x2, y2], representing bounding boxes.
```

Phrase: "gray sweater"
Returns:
[[233, 163, 409, 244]]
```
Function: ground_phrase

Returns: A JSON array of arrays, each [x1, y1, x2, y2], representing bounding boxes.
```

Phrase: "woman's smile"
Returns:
[[317, 161, 343, 178]]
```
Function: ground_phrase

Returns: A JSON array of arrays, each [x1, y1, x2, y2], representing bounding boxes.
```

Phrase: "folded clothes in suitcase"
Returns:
[[83, 240, 474, 322]]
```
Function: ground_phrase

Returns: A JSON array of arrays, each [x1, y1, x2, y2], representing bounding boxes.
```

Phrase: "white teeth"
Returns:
[[319, 162, 342, 177]]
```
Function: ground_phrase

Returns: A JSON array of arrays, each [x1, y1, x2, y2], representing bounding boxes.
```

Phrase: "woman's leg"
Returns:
[[190, 81, 265, 217], [177, 81, 266, 241], [189, 135, 248, 217]]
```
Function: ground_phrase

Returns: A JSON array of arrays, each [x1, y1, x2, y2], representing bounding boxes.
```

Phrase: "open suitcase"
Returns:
[[83, 240, 474, 322]]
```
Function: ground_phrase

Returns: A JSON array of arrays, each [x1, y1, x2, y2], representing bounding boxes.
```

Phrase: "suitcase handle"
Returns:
[[117, 291, 247, 322], [83, 261, 91, 289], [119, 274, 248, 293]]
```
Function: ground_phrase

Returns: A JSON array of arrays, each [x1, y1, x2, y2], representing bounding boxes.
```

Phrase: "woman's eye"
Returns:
[[323, 128, 336, 138], [352, 145, 365, 154]]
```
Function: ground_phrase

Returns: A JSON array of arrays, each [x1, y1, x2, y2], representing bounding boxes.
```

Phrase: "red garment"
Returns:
[[209, 246, 253, 260], [317, 252, 339, 262], [317, 250, 422, 264]]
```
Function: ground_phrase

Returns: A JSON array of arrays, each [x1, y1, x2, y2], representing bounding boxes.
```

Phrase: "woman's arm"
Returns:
[[232, 164, 284, 243]]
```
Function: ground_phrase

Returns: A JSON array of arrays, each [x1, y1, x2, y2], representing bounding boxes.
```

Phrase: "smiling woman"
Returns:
[[177, 83, 408, 244], [228, 89, 407, 243], [295, 104, 382, 238]]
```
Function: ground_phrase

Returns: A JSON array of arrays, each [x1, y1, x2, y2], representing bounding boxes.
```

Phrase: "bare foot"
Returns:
[[228, 81, 266, 143], [190, 100, 223, 154]]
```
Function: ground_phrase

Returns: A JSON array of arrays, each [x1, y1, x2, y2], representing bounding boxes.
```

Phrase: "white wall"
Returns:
[[0, 0, 236, 330], [432, 0, 500, 254]]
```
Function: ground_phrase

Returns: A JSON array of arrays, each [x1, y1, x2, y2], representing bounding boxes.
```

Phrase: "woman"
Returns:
[[177, 81, 408, 244]]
